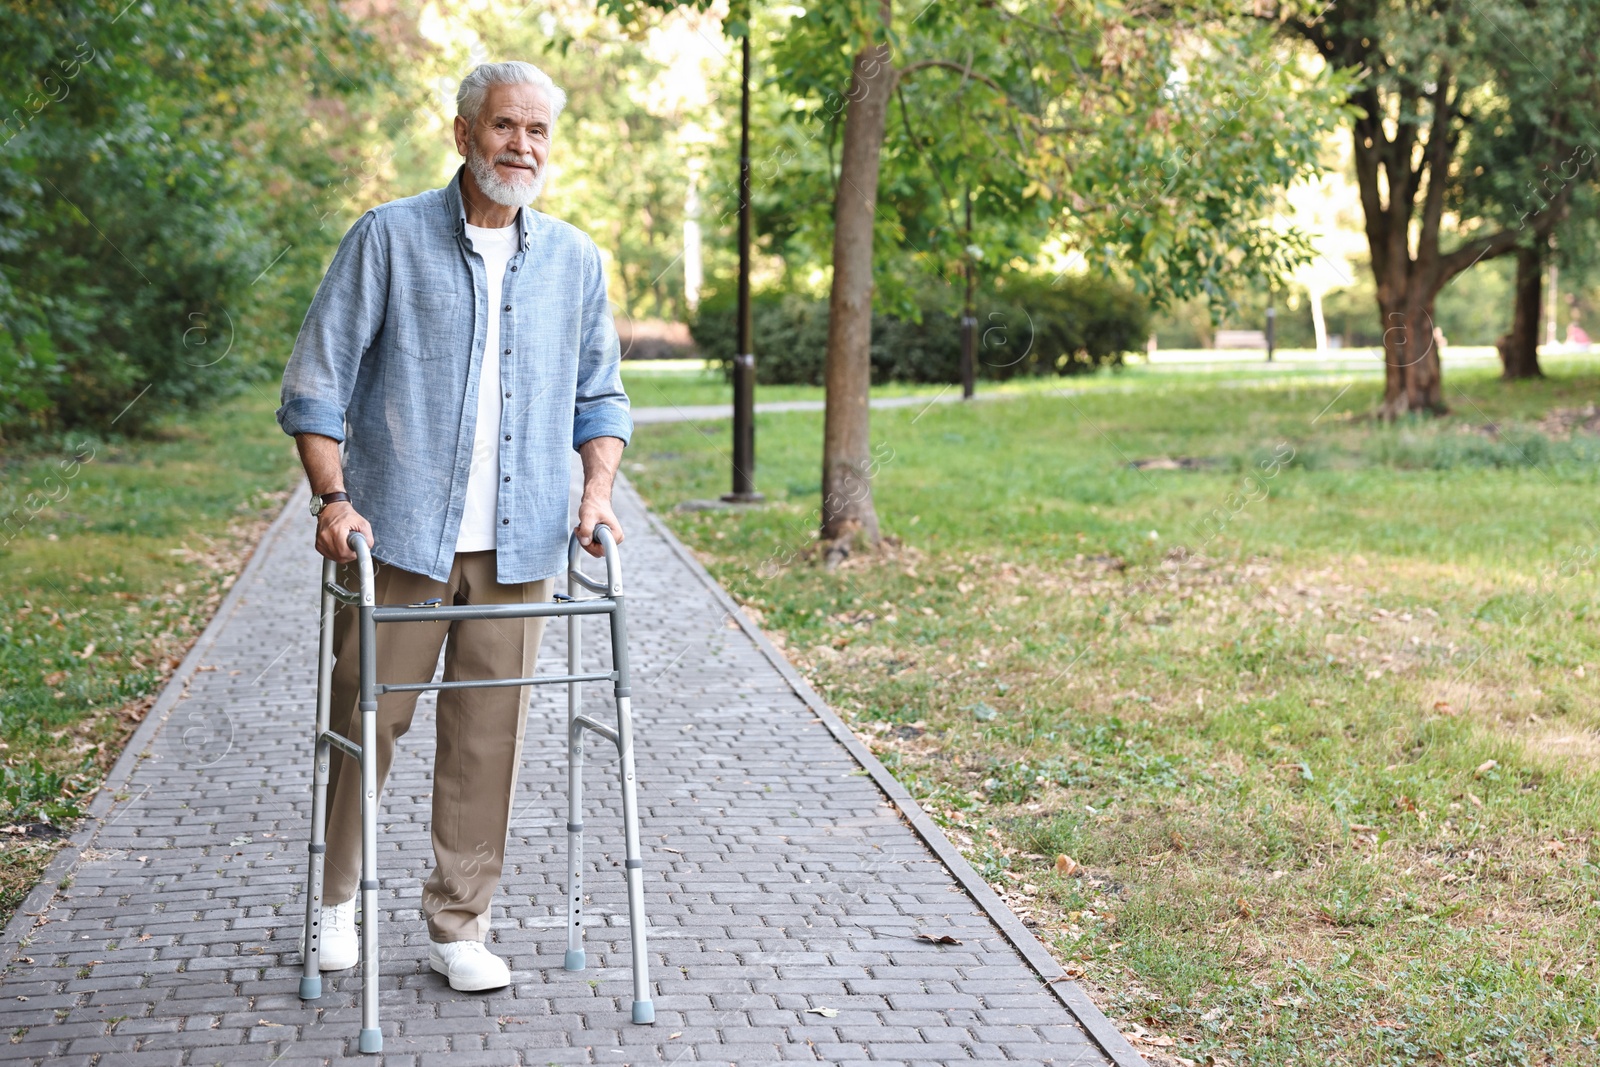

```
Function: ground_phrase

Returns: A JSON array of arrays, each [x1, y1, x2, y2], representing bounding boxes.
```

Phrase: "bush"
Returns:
[[691, 271, 1150, 385], [0, 2, 393, 444]]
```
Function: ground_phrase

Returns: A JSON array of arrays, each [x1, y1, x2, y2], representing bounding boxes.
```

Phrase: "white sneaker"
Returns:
[[428, 938, 510, 991], [299, 897, 358, 970]]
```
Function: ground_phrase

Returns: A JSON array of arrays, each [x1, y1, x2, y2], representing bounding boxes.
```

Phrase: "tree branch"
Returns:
[[1415, 66, 1456, 278]]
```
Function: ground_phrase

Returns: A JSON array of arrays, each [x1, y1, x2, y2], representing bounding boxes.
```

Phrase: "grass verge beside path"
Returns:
[[627, 366, 1600, 1066], [0, 389, 302, 927]]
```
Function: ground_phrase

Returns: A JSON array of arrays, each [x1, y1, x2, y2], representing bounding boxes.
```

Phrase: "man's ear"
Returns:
[[453, 114, 469, 157]]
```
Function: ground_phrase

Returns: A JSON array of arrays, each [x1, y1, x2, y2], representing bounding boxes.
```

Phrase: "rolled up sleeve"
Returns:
[[572, 236, 633, 450], [276, 210, 389, 443]]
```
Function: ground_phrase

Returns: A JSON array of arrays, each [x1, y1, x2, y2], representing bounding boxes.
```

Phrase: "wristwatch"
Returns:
[[309, 491, 351, 517]]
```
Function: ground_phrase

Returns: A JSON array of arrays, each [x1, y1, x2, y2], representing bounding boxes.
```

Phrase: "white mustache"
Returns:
[[494, 153, 537, 173]]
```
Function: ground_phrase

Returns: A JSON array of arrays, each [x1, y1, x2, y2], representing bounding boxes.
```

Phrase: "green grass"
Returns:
[[0, 383, 302, 923], [625, 365, 1600, 1066], [620, 354, 1600, 416]]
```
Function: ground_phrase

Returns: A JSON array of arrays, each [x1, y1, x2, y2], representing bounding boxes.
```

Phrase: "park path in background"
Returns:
[[630, 388, 983, 424], [0, 462, 1143, 1066]]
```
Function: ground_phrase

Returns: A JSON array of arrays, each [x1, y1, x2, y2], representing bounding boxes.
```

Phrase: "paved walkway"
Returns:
[[0, 468, 1142, 1066], [629, 391, 981, 425]]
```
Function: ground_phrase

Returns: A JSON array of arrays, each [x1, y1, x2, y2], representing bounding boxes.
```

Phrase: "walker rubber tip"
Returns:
[[632, 1000, 655, 1025], [358, 1028, 383, 1053], [564, 949, 586, 971], [298, 975, 322, 1000]]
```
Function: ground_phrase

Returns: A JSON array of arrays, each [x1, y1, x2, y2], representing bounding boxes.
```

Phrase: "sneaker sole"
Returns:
[[429, 955, 510, 992], [300, 937, 359, 971]]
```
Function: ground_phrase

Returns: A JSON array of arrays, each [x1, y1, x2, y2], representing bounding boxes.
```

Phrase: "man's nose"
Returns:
[[506, 126, 532, 157]]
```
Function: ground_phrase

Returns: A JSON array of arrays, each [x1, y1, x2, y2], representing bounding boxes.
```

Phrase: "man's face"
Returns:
[[455, 81, 554, 208]]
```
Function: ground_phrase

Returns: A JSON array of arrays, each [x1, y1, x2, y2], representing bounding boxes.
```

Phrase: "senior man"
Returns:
[[276, 61, 630, 992]]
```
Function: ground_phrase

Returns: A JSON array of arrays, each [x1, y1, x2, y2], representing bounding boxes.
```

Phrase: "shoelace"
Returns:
[[326, 901, 355, 933], [449, 941, 493, 962]]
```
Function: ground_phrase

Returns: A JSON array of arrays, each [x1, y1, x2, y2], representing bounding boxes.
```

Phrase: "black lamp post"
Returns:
[[723, 25, 763, 503], [960, 188, 975, 399]]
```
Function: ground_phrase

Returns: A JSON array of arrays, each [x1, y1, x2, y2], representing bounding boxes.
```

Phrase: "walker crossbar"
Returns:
[[377, 671, 615, 694], [298, 524, 654, 1053]]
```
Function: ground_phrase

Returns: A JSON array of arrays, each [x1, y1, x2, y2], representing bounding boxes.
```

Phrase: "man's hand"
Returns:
[[574, 435, 626, 558], [315, 501, 376, 563], [575, 495, 623, 558]]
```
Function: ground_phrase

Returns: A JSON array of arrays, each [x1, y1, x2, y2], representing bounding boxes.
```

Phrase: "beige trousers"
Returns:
[[322, 549, 553, 943]]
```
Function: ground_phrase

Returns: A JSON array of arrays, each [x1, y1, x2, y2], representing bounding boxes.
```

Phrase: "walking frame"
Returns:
[[296, 525, 653, 1053]]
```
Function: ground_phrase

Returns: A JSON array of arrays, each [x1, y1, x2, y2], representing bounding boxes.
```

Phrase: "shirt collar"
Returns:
[[443, 163, 534, 252]]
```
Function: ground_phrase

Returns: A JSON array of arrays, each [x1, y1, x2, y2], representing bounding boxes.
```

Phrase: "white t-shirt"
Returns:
[[456, 221, 520, 553]]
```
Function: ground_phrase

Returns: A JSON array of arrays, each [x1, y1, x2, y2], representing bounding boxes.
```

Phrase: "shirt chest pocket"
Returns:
[[394, 288, 467, 361]]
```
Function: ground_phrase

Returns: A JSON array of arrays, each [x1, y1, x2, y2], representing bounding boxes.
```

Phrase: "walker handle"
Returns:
[[567, 523, 622, 597]]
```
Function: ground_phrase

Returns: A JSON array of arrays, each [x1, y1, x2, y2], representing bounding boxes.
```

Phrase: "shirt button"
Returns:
[[503, 391, 511, 398], [503, 304, 511, 312], [503, 476, 510, 483], [503, 348, 511, 355], [504, 434, 511, 441], [502, 518, 510, 525], [511, 266, 518, 272]]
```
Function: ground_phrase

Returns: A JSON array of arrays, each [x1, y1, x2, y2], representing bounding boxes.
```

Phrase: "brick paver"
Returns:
[[0, 466, 1134, 1065]]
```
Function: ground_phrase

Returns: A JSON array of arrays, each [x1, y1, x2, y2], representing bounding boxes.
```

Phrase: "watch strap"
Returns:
[[311, 491, 350, 516]]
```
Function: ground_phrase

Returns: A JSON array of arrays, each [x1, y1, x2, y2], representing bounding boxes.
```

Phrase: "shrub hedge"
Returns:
[[691, 272, 1151, 385]]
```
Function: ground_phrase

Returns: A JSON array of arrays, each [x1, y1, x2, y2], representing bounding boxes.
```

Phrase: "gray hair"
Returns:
[[456, 62, 568, 126]]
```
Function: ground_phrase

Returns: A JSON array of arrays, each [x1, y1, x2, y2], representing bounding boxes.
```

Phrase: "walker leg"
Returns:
[[300, 562, 337, 1000], [357, 599, 382, 1054], [610, 605, 652, 1024], [565, 612, 587, 972]]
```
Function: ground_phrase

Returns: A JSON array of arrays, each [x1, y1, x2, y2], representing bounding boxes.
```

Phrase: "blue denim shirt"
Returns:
[[277, 166, 632, 584]]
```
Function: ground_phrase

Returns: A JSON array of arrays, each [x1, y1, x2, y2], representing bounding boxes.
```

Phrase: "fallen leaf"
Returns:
[[1055, 854, 1079, 877], [1349, 823, 1378, 833], [255, 1019, 283, 1027], [1433, 701, 1455, 716], [668, 1032, 682, 1040], [1466, 792, 1483, 808], [1474, 759, 1497, 778], [915, 933, 962, 945], [805, 1007, 839, 1018]]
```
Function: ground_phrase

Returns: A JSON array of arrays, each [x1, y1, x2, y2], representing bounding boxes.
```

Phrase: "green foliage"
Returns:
[[1069, 18, 1356, 310], [0, 757, 92, 827], [691, 271, 1150, 385], [0, 1, 399, 443]]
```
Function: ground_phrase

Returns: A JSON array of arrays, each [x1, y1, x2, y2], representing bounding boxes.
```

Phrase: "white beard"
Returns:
[[466, 144, 547, 208]]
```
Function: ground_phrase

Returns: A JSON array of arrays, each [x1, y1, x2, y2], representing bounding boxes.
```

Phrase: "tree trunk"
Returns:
[[1499, 244, 1544, 379], [1377, 283, 1447, 419], [819, 3, 892, 559]]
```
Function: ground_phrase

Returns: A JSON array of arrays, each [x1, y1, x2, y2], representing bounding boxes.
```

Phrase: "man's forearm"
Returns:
[[578, 435, 624, 502], [295, 433, 346, 496]]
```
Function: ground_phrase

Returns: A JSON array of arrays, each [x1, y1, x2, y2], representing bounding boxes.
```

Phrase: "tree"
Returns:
[[608, 0, 1350, 555], [1266, 0, 1600, 416], [780, 2, 1348, 553], [0, 0, 399, 440]]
